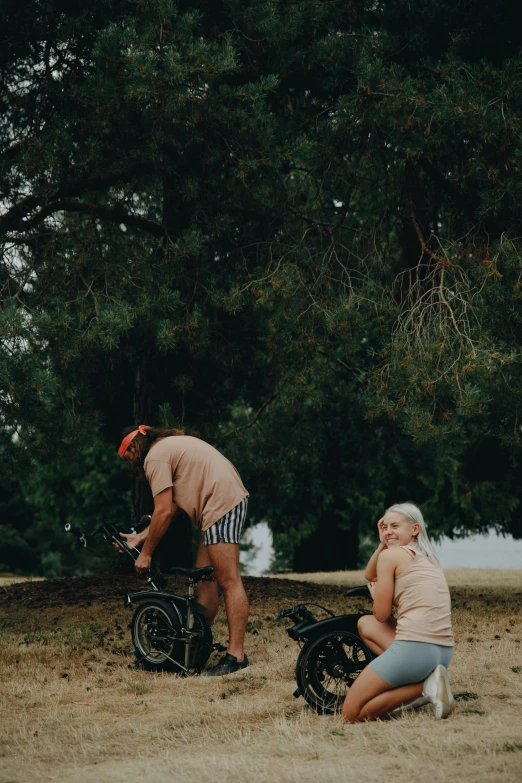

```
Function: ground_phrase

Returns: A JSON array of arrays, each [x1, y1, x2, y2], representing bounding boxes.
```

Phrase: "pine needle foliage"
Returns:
[[1, 0, 522, 571]]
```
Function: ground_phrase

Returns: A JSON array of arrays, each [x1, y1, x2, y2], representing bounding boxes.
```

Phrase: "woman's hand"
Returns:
[[364, 517, 387, 581], [377, 517, 387, 548]]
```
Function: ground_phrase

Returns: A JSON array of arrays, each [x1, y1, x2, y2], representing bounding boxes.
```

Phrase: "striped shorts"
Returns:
[[203, 497, 248, 545]]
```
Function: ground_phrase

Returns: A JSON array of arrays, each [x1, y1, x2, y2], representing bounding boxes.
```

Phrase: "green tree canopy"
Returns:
[[1, 0, 521, 573]]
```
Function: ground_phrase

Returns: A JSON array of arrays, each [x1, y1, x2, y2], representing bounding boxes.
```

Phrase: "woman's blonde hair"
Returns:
[[386, 502, 440, 566]]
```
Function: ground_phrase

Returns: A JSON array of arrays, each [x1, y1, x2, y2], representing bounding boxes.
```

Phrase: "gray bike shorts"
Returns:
[[369, 640, 454, 687]]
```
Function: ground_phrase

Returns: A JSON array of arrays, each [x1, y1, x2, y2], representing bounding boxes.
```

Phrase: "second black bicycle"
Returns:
[[276, 586, 374, 714]]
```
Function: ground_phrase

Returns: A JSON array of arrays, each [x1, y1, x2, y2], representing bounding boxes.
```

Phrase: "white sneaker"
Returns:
[[388, 696, 432, 718], [423, 665, 454, 719]]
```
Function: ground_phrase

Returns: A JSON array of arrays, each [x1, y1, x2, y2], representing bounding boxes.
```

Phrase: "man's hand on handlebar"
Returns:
[[110, 528, 152, 571], [135, 551, 152, 574], [113, 532, 144, 552]]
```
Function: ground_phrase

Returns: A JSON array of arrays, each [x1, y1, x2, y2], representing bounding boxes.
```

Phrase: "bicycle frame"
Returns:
[[65, 519, 216, 674], [277, 587, 372, 644], [277, 602, 370, 643]]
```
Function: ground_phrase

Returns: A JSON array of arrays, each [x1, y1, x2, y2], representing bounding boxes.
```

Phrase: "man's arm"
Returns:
[[134, 488, 179, 573]]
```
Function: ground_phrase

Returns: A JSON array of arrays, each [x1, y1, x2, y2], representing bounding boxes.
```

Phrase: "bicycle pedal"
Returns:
[[212, 643, 227, 652], [293, 688, 301, 699]]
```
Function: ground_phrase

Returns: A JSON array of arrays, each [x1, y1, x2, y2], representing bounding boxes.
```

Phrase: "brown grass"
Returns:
[[273, 568, 522, 590], [0, 571, 521, 783], [0, 576, 45, 587]]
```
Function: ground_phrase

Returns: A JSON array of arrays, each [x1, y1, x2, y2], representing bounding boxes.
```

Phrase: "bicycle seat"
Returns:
[[344, 585, 371, 598], [168, 565, 215, 580]]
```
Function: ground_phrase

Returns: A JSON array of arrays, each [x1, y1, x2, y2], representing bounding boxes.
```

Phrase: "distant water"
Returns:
[[242, 524, 522, 575]]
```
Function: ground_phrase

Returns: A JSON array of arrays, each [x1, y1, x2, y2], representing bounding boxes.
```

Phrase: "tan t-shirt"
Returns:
[[144, 436, 249, 532], [393, 545, 454, 646]]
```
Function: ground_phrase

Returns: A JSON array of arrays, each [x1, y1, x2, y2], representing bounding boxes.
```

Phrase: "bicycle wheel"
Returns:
[[297, 630, 373, 715], [131, 599, 213, 674], [190, 612, 213, 671], [131, 599, 184, 673]]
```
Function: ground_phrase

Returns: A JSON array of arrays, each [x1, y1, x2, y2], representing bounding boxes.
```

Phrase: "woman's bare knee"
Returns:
[[357, 614, 374, 639], [342, 701, 362, 723]]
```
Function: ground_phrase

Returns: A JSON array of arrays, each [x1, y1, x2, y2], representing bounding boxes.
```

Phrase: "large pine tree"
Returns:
[[1, 0, 521, 572]]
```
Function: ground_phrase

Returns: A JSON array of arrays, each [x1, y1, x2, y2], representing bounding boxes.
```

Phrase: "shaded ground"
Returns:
[[0, 571, 355, 620], [0, 572, 521, 783]]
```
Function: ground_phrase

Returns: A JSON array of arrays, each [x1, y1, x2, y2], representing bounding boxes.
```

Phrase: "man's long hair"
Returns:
[[121, 426, 185, 472]]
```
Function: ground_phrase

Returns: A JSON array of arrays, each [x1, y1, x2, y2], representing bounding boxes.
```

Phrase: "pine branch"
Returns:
[[17, 199, 164, 237], [411, 212, 456, 269], [215, 391, 280, 444], [0, 164, 156, 233]]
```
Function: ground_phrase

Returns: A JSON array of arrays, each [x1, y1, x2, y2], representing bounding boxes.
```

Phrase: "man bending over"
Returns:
[[118, 425, 249, 676]]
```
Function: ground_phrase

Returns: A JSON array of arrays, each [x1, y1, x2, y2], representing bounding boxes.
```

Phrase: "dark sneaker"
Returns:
[[203, 653, 249, 677]]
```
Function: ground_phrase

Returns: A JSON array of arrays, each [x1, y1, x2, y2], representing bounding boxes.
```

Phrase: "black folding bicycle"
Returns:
[[65, 516, 220, 675], [276, 586, 375, 714]]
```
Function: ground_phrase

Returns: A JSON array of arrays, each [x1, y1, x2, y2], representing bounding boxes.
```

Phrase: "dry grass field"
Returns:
[[0, 576, 45, 588], [274, 568, 522, 590], [0, 570, 521, 783]]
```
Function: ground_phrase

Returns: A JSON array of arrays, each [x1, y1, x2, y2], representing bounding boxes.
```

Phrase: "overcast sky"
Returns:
[[242, 524, 522, 576]]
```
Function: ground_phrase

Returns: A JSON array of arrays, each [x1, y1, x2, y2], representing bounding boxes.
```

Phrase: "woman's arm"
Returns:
[[364, 517, 387, 581], [364, 543, 386, 581], [372, 549, 398, 622]]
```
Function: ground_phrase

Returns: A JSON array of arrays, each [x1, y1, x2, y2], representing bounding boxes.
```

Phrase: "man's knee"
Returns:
[[217, 570, 245, 592], [207, 547, 242, 589]]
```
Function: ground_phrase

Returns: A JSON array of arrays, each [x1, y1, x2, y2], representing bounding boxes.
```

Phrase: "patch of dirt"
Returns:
[[0, 573, 368, 664], [0, 572, 359, 618]]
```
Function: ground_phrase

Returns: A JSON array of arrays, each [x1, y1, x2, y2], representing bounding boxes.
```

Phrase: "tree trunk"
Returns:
[[292, 516, 359, 572], [131, 357, 153, 524], [131, 360, 193, 569]]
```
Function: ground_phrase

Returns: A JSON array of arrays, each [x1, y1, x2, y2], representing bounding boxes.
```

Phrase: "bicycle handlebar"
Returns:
[[64, 523, 88, 547], [64, 522, 131, 554], [132, 515, 151, 534], [64, 519, 166, 591]]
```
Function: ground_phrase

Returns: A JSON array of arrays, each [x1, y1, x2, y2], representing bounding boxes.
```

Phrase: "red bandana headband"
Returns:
[[118, 425, 150, 458]]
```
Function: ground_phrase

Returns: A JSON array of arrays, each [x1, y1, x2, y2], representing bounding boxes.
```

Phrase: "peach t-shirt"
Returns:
[[144, 436, 249, 532]]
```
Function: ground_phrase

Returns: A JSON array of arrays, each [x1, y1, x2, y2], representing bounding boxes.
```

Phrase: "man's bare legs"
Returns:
[[195, 537, 249, 661], [195, 538, 220, 623]]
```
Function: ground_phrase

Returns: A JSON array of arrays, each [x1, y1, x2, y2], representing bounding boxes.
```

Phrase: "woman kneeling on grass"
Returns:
[[342, 502, 455, 723]]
